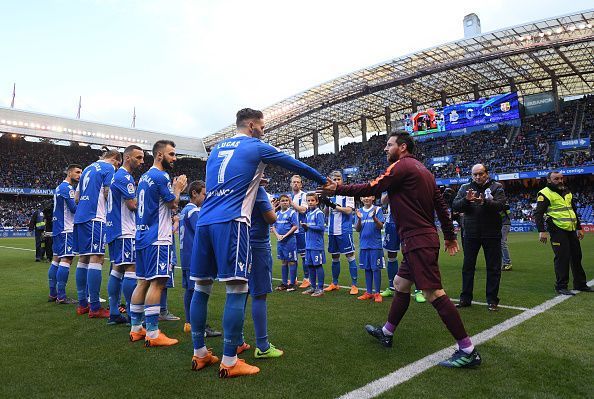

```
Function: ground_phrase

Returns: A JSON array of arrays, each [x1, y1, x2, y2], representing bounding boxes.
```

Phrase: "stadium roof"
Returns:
[[204, 9, 594, 154], [0, 106, 208, 158]]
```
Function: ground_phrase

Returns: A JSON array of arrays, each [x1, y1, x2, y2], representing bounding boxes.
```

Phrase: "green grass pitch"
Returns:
[[0, 233, 592, 398]]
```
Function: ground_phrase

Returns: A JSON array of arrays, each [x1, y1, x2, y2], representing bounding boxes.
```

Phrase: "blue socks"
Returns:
[[160, 288, 168, 313], [387, 257, 399, 289], [56, 262, 70, 300], [365, 269, 373, 294], [48, 261, 58, 297], [373, 270, 381, 293], [331, 260, 340, 285], [348, 258, 358, 285], [108, 269, 123, 316], [145, 304, 160, 336], [281, 264, 288, 285], [301, 256, 309, 279], [222, 292, 248, 357], [252, 295, 269, 352], [184, 288, 193, 323], [87, 263, 103, 311], [130, 303, 144, 328], [190, 286, 211, 350], [122, 272, 137, 315], [309, 265, 317, 289], [315, 265, 325, 290], [75, 262, 88, 307], [289, 263, 297, 284]]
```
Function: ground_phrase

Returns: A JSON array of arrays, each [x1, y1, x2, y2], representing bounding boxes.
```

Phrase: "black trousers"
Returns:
[[34, 230, 44, 260], [460, 237, 502, 305], [549, 227, 588, 290], [44, 235, 53, 260]]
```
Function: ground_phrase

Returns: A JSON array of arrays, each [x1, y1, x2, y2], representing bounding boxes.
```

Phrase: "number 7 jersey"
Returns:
[[198, 134, 326, 227]]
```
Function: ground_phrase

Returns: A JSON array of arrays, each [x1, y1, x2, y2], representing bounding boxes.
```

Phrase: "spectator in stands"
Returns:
[[452, 164, 507, 312]]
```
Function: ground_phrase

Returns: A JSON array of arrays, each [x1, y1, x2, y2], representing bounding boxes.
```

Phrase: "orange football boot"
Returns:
[[349, 285, 359, 295], [191, 350, 219, 371], [236, 342, 251, 354], [88, 307, 110, 318], [374, 293, 383, 303], [298, 279, 311, 289], [357, 292, 374, 300], [76, 305, 90, 315], [219, 359, 260, 378], [129, 327, 147, 342], [145, 331, 179, 347], [323, 283, 339, 292]]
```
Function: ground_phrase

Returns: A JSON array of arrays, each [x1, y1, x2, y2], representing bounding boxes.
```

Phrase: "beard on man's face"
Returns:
[[162, 159, 173, 171]]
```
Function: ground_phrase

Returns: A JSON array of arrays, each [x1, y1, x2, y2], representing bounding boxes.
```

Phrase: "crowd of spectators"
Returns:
[[0, 197, 41, 228]]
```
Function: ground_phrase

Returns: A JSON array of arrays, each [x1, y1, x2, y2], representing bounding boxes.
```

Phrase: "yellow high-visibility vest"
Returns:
[[538, 187, 577, 231]]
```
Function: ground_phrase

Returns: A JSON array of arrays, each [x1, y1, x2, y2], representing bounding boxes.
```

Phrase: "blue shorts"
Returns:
[[52, 232, 75, 258], [277, 238, 298, 262], [190, 221, 251, 282], [383, 223, 401, 252], [249, 245, 273, 297], [295, 232, 306, 255], [108, 238, 136, 265], [328, 233, 355, 255], [305, 249, 326, 266], [166, 263, 175, 288], [73, 221, 107, 256], [359, 249, 385, 271], [182, 269, 192, 290], [136, 244, 173, 280]]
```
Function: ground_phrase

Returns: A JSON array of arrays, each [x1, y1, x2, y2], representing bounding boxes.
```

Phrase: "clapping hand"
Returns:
[[356, 209, 363, 219], [173, 175, 188, 192]]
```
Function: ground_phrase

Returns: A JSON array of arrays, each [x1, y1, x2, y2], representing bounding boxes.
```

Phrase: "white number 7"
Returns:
[[218, 150, 235, 184]]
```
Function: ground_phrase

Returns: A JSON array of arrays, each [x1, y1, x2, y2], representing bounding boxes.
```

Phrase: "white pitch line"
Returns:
[[0, 245, 35, 252], [338, 278, 594, 399]]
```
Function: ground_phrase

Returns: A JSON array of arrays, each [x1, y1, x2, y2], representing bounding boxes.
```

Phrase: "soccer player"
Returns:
[[272, 194, 299, 291], [318, 132, 481, 368], [105, 145, 144, 325], [290, 175, 309, 288], [322, 171, 358, 295], [50, 164, 82, 304], [301, 193, 326, 297], [189, 108, 326, 378], [355, 196, 385, 302], [247, 186, 284, 358], [73, 150, 121, 317], [129, 140, 187, 347]]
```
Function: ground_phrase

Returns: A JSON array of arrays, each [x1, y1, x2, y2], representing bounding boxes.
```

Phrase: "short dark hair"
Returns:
[[306, 192, 318, 200], [101, 149, 122, 161], [389, 131, 415, 154], [279, 194, 291, 201], [67, 163, 82, 171], [152, 140, 176, 156], [236, 108, 264, 127], [187, 180, 205, 197], [547, 170, 561, 179], [124, 144, 143, 156]]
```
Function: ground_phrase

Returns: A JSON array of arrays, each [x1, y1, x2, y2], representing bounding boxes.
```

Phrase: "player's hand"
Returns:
[[577, 230, 584, 240], [300, 222, 308, 231], [317, 177, 337, 197], [444, 239, 459, 256], [539, 232, 548, 244], [370, 207, 377, 218], [356, 209, 362, 219], [174, 175, 188, 192]]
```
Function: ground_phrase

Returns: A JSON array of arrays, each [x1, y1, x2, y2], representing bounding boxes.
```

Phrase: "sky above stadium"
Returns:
[[0, 1, 591, 139]]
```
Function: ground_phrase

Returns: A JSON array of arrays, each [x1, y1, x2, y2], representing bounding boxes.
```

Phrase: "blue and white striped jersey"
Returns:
[[106, 167, 136, 243], [291, 190, 307, 233], [52, 181, 77, 236], [74, 160, 115, 224], [327, 195, 355, 235], [135, 167, 176, 249], [179, 203, 200, 270], [198, 134, 326, 227]]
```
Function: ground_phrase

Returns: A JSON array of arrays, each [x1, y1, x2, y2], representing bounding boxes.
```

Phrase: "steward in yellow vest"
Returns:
[[533, 171, 591, 295]]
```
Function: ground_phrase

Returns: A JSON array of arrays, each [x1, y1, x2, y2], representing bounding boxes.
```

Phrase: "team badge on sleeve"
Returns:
[[127, 183, 135, 194]]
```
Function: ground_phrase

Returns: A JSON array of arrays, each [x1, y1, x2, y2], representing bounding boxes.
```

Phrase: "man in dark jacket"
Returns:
[[29, 204, 46, 262], [453, 164, 506, 311]]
